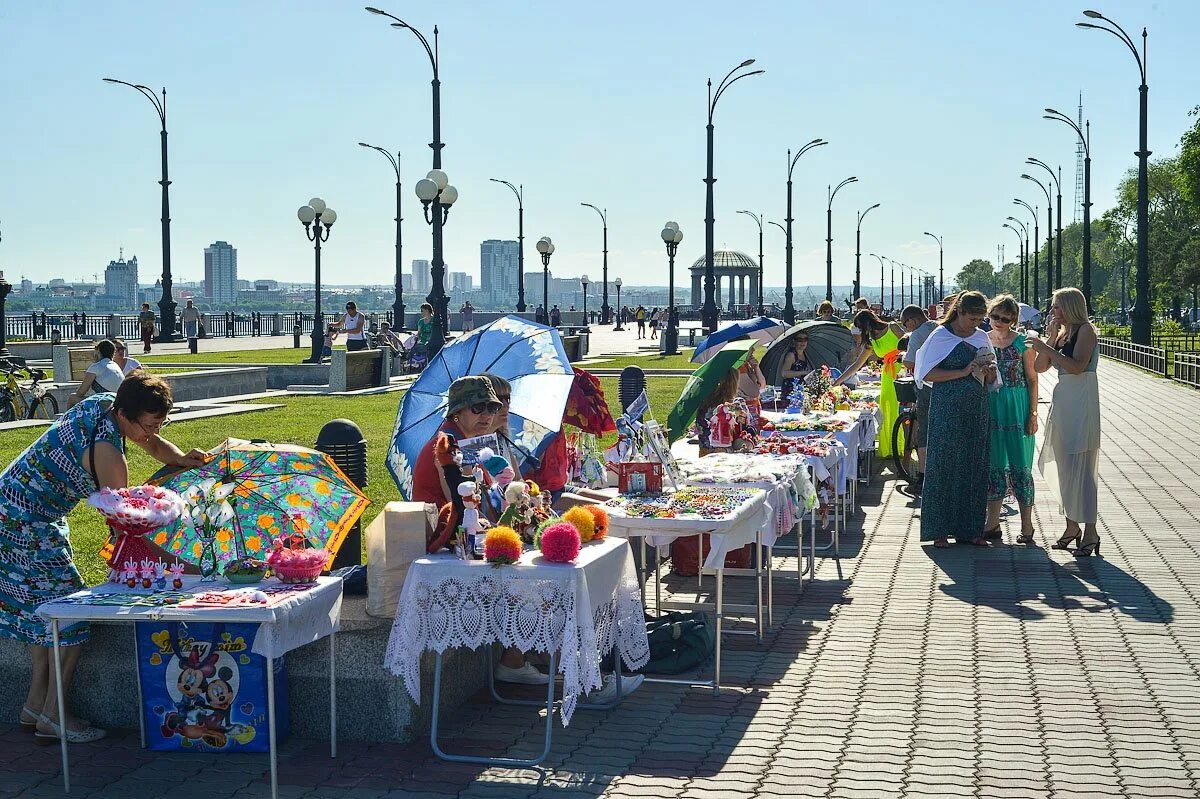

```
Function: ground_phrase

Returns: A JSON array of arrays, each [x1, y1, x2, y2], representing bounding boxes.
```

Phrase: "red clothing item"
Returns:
[[412, 421, 464, 505], [523, 434, 568, 492]]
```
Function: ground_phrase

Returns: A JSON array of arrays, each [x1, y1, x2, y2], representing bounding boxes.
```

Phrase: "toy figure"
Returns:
[[498, 480, 535, 540], [169, 562, 186, 589], [708, 403, 734, 448], [139, 558, 156, 589], [457, 481, 487, 557], [154, 560, 167, 590]]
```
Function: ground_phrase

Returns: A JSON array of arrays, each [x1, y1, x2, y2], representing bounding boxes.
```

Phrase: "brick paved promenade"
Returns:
[[3, 360, 1200, 798]]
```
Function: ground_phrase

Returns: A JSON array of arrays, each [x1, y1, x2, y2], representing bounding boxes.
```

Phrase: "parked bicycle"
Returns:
[[890, 376, 919, 485], [0, 364, 59, 422]]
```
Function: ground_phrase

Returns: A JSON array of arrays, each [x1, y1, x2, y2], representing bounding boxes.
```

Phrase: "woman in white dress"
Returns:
[[1028, 287, 1101, 556]]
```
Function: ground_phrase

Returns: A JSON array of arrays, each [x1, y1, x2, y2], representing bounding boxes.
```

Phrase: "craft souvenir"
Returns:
[[169, 562, 186, 589], [606, 486, 760, 521], [538, 521, 581, 563], [583, 504, 608, 540], [613, 461, 664, 494], [90, 485, 185, 581], [561, 506, 597, 543], [497, 481, 536, 541], [707, 403, 734, 448], [265, 538, 328, 583], [483, 525, 523, 565]]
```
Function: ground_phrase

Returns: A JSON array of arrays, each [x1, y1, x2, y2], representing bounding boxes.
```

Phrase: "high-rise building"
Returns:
[[480, 240, 518, 306], [410, 260, 432, 294], [104, 252, 139, 309], [449, 271, 473, 292], [204, 241, 238, 305]]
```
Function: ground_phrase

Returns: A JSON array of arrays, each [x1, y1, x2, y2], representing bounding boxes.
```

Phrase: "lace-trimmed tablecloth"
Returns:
[[384, 537, 649, 726]]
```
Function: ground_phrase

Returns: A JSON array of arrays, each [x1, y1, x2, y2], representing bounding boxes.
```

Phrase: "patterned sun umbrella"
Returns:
[[691, 316, 786, 363], [150, 439, 370, 574]]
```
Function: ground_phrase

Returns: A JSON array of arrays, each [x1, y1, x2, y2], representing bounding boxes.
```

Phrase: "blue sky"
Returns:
[[2, 0, 1198, 293]]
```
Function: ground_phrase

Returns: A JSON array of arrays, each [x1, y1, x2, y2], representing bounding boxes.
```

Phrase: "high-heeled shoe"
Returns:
[[1016, 528, 1037, 545], [1074, 533, 1102, 557], [1051, 529, 1082, 550], [19, 705, 40, 732]]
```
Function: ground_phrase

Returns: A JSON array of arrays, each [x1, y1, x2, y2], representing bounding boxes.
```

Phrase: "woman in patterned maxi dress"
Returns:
[[0, 374, 204, 743]]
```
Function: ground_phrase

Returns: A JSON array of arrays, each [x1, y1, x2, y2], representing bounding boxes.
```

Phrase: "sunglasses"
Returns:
[[135, 415, 172, 435], [467, 402, 502, 415], [989, 314, 1014, 324]]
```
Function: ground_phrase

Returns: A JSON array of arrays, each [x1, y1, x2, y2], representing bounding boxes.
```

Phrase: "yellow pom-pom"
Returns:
[[562, 506, 596, 543], [484, 525, 524, 565]]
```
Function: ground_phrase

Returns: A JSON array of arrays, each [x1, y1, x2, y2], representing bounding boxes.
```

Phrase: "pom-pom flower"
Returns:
[[539, 522, 581, 563], [484, 525, 523, 565], [583, 504, 608, 541], [533, 516, 559, 547], [562, 506, 596, 543]]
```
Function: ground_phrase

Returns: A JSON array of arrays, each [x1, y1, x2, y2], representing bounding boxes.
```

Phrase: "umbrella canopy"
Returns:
[[691, 316, 786, 363], [150, 439, 370, 573], [760, 320, 856, 386], [667, 339, 754, 442], [1018, 303, 1041, 323], [387, 315, 575, 499]]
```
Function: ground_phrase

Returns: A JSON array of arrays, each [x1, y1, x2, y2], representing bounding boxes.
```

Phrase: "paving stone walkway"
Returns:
[[3, 360, 1199, 798]]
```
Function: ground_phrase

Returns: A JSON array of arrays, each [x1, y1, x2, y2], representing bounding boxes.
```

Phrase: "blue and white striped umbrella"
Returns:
[[691, 316, 786, 363]]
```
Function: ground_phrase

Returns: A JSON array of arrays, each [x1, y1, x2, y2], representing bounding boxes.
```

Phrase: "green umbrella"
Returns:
[[667, 339, 754, 442]]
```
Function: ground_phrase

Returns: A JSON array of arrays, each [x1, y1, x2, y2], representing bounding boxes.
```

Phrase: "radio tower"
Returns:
[[1073, 93, 1085, 224]]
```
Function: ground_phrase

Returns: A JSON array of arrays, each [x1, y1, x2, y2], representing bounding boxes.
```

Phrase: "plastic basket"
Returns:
[[272, 562, 324, 584]]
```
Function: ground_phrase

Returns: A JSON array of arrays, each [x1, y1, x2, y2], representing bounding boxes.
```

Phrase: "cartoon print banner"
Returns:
[[134, 621, 289, 753]]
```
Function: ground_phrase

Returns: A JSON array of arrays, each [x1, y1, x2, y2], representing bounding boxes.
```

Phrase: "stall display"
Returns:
[[90, 485, 185, 580], [603, 486, 763, 521]]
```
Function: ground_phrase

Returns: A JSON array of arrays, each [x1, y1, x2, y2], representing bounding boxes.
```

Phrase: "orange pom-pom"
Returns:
[[484, 525, 523, 565], [584, 504, 608, 540], [562, 506, 596, 543]]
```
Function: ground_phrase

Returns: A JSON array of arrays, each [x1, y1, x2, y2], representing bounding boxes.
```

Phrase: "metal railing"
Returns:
[[1172, 352, 1200, 390], [4, 310, 402, 341], [1097, 336, 1168, 376]]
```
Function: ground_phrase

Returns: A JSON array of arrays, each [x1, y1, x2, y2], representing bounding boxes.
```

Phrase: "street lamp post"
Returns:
[[704, 59, 765, 333], [1022, 174, 1053, 306], [0, 269, 10, 358], [580, 274, 589, 325], [870, 253, 886, 311], [102, 78, 177, 341], [580, 203, 610, 324], [885, 256, 896, 312], [1027, 158, 1063, 292], [767, 220, 786, 315], [1014, 199, 1039, 307], [1078, 10, 1149, 342], [856, 203, 881, 301], [359, 142, 405, 329], [490, 179, 525, 312], [614, 278, 624, 331], [922, 232, 943, 301], [662, 222, 684, 354], [737, 210, 764, 318], [784, 138, 827, 323], [1005, 217, 1029, 303], [826, 177, 858, 301], [1045, 107, 1092, 309], [296, 198, 337, 364], [536, 237, 555, 318], [898, 262, 906, 308]]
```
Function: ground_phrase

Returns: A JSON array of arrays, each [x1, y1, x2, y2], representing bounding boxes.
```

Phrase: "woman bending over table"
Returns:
[[836, 310, 907, 458], [1, 373, 205, 744]]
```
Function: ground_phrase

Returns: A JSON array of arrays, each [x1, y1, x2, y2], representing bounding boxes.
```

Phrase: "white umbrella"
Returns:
[[1018, 303, 1041, 323]]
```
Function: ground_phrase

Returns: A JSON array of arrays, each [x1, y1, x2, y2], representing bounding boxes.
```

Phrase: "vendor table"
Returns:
[[384, 536, 649, 767], [37, 576, 343, 799]]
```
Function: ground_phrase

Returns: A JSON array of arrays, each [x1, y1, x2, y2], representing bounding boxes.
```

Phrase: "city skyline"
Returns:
[[2, 2, 1198, 298]]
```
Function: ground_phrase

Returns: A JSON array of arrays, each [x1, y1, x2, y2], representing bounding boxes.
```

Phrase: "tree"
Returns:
[[953, 259, 1002, 297], [1180, 105, 1200, 210]]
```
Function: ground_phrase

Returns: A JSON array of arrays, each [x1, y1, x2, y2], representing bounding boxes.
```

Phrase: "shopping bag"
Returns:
[[134, 621, 289, 752], [365, 501, 437, 618], [669, 535, 754, 576]]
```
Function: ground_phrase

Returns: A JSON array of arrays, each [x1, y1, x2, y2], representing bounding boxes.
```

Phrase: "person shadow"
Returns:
[[924, 540, 1173, 624]]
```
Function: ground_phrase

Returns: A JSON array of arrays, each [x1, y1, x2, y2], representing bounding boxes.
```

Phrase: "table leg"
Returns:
[[654, 545, 662, 614], [132, 625, 146, 749], [51, 620, 69, 794], [713, 567, 723, 696], [754, 531, 763, 641], [329, 631, 337, 759], [766, 544, 774, 627], [267, 654, 278, 799], [696, 533, 703, 591]]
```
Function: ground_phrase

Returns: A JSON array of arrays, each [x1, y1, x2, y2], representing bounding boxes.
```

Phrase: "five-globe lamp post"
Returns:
[[297, 198, 337, 364], [662, 222, 684, 355], [536, 237, 555, 318]]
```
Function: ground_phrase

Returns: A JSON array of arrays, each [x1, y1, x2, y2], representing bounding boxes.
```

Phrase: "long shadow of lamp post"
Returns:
[[102, 78, 177, 342], [662, 222, 683, 354], [704, 59, 764, 333], [855, 203, 881, 301], [1022, 174, 1053, 308], [1045, 106, 1092, 311], [490, 179, 525, 312], [922, 231, 943, 302], [359, 142, 405, 330], [825, 177, 858, 301], [1005, 216, 1029, 303], [1027, 157, 1063, 293], [736, 211, 764, 319], [1014, 198, 1039, 308], [296, 199, 337, 363], [580, 203, 610, 325], [784, 139, 827, 324], [1077, 9, 1148, 342]]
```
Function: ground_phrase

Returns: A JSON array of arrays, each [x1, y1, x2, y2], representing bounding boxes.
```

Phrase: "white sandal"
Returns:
[[33, 715, 107, 745]]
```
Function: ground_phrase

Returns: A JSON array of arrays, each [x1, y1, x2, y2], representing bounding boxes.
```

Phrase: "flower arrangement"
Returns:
[[89, 485, 185, 580], [538, 522, 581, 563], [583, 504, 608, 541], [561, 506, 596, 543], [266, 537, 328, 583], [483, 525, 524, 565], [181, 478, 238, 577]]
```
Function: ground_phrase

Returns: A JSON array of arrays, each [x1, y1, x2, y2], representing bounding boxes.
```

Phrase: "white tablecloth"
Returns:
[[675, 452, 814, 537], [762, 410, 863, 493], [384, 537, 649, 726], [604, 487, 773, 569], [36, 576, 343, 658]]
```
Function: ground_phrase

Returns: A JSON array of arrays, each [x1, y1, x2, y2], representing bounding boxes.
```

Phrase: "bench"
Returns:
[[330, 348, 388, 392], [51, 346, 100, 383]]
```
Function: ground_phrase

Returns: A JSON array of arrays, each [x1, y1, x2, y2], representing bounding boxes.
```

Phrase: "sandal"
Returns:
[[1016, 529, 1037, 545], [933, 538, 951, 549], [33, 716, 107, 746], [19, 705, 40, 732], [1051, 529, 1082, 551], [984, 526, 1003, 540], [969, 536, 991, 547]]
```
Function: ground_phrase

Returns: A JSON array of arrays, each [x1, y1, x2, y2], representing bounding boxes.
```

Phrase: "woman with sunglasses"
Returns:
[[1, 372, 205, 744], [983, 295, 1038, 544], [411, 376, 503, 509], [835, 310, 907, 459]]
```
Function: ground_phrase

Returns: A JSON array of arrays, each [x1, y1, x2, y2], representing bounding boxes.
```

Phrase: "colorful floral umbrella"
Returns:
[[150, 439, 370, 575]]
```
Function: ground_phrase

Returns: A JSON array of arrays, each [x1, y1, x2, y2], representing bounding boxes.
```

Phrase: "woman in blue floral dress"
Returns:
[[1, 373, 203, 743]]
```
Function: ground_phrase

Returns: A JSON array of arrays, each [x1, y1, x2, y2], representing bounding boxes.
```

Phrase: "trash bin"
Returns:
[[293, 324, 302, 349], [315, 419, 367, 569]]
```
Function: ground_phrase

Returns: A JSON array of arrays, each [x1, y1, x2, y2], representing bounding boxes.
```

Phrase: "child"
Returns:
[[322, 323, 338, 359]]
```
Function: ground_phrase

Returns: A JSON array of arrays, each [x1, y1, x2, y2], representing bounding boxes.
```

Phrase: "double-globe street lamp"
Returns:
[[1005, 216, 1030, 303], [580, 203, 610, 325], [358, 142, 406, 329], [661, 222, 684, 354], [1014, 198, 1039, 307], [1045, 106, 1092, 309], [1003, 223, 1025, 302], [922, 231, 944, 301], [490, 178, 525, 312], [784, 139, 827, 323], [296, 198, 338, 363], [614, 278, 624, 331], [826, 177, 858, 301], [1027, 157, 1063, 292], [102, 78, 177, 341], [703, 59, 764, 333], [580, 274, 589, 323], [855, 203, 881, 301], [1022, 173, 1054, 306], [736, 211, 765, 318], [536, 237, 555, 317], [1078, 9, 1150, 342]]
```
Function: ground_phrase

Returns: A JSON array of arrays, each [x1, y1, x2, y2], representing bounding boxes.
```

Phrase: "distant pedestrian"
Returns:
[[339, 301, 368, 352], [180, 299, 201, 354], [416, 302, 435, 352], [67, 339, 124, 407], [535, 304, 547, 325], [635, 305, 646, 339], [550, 305, 562, 327], [323, 324, 338, 359], [137, 303, 156, 353], [460, 301, 475, 332]]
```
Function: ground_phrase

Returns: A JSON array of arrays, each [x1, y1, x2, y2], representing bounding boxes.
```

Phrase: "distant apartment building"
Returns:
[[449, 271, 473, 292], [480, 240, 518, 307], [204, 241, 238, 304], [410, 260, 432, 294], [103, 252, 139, 309]]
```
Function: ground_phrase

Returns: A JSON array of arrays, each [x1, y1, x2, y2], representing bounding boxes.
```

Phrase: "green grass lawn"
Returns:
[[595, 376, 689, 450], [586, 349, 697, 371], [141, 347, 314, 364]]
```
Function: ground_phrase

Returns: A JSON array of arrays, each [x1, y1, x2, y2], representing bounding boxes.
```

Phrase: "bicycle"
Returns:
[[0, 365, 59, 422], [890, 376, 919, 486]]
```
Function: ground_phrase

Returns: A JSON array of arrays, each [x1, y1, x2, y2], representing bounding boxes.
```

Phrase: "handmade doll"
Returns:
[[497, 481, 535, 540], [708, 402, 734, 448]]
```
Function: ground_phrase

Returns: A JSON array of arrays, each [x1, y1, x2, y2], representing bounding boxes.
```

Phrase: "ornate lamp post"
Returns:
[[614, 278, 624, 331], [662, 222, 683, 354], [869, 253, 886, 311], [1045, 107, 1092, 310], [1078, 9, 1149, 342], [1027, 157, 1063, 292], [536, 237, 555, 317], [1005, 216, 1029, 303], [580, 274, 589, 325], [704, 59, 764, 333], [737, 210, 764, 319], [855, 203, 881, 300], [296, 198, 337, 363], [490, 178, 525, 312], [1022, 174, 1053, 306], [784, 138, 827, 323], [359, 142, 405, 329], [102, 78, 177, 341], [580, 203, 610, 324], [767, 220, 786, 316], [922, 231, 943, 301], [1014, 198, 1039, 307], [826, 177, 858, 301]]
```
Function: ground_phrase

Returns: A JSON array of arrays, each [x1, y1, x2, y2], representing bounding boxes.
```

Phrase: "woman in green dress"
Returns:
[[913, 291, 999, 547], [836, 310, 906, 458], [984, 295, 1038, 543]]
